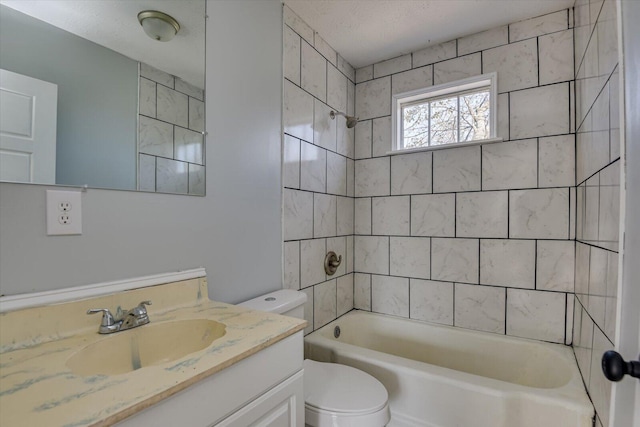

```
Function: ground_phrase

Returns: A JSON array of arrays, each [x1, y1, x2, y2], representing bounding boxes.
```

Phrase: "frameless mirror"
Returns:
[[0, 0, 206, 195]]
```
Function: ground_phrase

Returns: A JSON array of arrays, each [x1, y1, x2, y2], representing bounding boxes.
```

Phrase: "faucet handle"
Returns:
[[137, 301, 152, 312], [87, 308, 116, 327]]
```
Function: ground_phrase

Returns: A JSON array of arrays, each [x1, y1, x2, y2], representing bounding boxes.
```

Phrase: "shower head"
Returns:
[[330, 110, 359, 129]]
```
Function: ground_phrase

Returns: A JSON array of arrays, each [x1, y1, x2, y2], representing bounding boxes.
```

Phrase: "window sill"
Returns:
[[386, 137, 504, 156]]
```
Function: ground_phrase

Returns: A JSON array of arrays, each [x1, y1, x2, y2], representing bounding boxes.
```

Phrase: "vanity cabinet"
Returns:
[[115, 332, 304, 427]]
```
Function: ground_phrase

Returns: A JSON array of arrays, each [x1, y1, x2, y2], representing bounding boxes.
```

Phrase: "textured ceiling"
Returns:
[[0, 0, 205, 88], [283, 0, 575, 68]]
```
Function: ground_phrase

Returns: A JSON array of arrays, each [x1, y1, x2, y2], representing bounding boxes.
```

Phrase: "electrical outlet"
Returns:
[[47, 190, 82, 235]]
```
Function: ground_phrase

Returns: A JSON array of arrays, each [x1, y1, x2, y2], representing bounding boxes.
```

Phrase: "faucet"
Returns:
[[87, 301, 152, 334]]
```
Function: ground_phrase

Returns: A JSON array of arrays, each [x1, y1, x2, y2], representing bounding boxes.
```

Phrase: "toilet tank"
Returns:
[[238, 289, 306, 319]]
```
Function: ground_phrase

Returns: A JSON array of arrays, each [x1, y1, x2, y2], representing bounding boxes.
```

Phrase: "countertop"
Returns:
[[0, 278, 306, 427]]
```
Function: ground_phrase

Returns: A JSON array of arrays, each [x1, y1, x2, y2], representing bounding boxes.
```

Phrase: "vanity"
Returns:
[[0, 274, 306, 426]]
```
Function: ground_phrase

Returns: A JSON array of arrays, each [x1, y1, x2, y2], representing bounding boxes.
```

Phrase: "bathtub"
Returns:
[[304, 311, 594, 427]]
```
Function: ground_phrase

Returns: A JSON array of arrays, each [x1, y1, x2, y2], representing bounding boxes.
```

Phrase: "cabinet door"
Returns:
[[214, 370, 304, 427]]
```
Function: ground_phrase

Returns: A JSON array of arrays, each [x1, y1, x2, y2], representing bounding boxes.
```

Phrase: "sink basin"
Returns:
[[67, 319, 226, 376]]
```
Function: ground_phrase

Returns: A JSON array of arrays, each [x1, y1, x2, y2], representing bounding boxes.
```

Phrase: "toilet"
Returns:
[[239, 290, 390, 427]]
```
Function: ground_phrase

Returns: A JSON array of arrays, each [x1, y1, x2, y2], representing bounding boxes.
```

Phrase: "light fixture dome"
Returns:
[[137, 10, 180, 42]]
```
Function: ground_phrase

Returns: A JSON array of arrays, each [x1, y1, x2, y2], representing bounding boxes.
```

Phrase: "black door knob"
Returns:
[[601, 351, 640, 382]]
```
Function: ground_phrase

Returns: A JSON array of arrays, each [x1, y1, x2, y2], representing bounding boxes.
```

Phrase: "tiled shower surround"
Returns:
[[138, 63, 206, 195]]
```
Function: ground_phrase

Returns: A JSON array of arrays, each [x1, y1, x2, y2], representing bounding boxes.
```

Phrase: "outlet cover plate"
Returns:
[[46, 190, 82, 235]]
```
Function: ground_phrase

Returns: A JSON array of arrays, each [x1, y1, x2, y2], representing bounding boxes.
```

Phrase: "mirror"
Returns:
[[0, 0, 206, 195]]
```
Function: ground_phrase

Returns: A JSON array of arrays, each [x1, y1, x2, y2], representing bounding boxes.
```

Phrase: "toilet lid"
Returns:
[[303, 359, 388, 415]]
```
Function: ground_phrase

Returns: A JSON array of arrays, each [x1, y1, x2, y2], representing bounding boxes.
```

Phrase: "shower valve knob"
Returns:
[[324, 251, 342, 276]]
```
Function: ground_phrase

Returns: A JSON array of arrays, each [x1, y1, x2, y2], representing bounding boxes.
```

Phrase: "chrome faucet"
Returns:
[[87, 301, 152, 334]]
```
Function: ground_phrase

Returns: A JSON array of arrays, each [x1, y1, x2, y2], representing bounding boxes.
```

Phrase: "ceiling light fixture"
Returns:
[[137, 10, 180, 42]]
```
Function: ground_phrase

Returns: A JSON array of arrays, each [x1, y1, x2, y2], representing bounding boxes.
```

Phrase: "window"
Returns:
[[393, 73, 499, 152]]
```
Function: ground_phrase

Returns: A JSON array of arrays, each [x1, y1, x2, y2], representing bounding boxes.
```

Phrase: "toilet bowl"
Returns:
[[239, 290, 390, 427]]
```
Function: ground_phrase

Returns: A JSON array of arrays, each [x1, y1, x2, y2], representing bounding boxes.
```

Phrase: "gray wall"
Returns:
[[0, 0, 283, 304], [0, 4, 138, 190]]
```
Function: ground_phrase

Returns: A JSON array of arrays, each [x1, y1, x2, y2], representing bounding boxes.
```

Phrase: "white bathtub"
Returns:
[[304, 311, 594, 427]]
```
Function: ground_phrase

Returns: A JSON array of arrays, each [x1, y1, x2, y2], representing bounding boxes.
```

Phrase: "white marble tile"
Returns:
[[302, 287, 314, 334], [355, 120, 372, 159], [599, 162, 620, 251], [157, 85, 188, 127], [140, 62, 173, 87], [156, 158, 188, 194], [391, 151, 432, 195], [314, 279, 337, 329], [338, 55, 356, 82], [284, 241, 300, 290], [314, 193, 337, 238], [347, 80, 356, 116], [584, 175, 600, 244], [576, 127, 607, 186], [189, 97, 205, 132], [411, 194, 455, 237], [539, 135, 576, 187], [302, 41, 327, 102], [300, 141, 326, 192], [483, 39, 538, 93], [454, 283, 505, 333], [574, 303, 594, 385], [374, 54, 412, 78], [506, 289, 566, 343], [327, 152, 347, 196], [327, 64, 347, 113], [566, 296, 574, 345], [355, 197, 372, 235], [610, 69, 620, 161], [284, 25, 301, 85], [174, 127, 204, 165], [283, 6, 314, 45], [481, 139, 538, 191], [301, 238, 327, 288], [575, 242, 590, 300], [355, 65, 373, 83], [327, 236, 347, 278], [372, 196, 410, 236], [314, 100, 337, 151], [139, 77, 156, 117], [355, 157, 390, 197], [589, 326, 614, 426], [372, 116, 392, 157], [138, 154, 155, 192], [354, 273, 371, 310], [337, 196, 354, 236], [410, 279, 453, 325], [283, 189, 313, 241], [537, 240, 575, 292], [346, 235, 354, 274], [337, 118, 355, 159], [458, 25, 508, 55], [346, 159, 355, 197], [456, 191, 509, 238], [570, 186, 577, 240], [354, 236, 389, 275], [372, 275, 409, 317], [431, 238, 479, 283], [539, 29, 575, 85], [188, 164, 205, 196], [412, 40, 457, 68], [392, 65, 433, 95], [510, 83, 570, 139], [433, 145, 481, 193], [433, 54, 481, 86], [480, 239, 535, 288], [509, 10, 569, 43], [604, 251, 618, 341], [497, 93, 509, 141], [589, 246, 608, 329], [390, 237, 431, 279], [355, 77, 391, 120], [337, 274, 354, 316], [314, 33, 337, 65], [139, 116, 173, 158], [175, 78, 203, 101], [283, 135, 300, 189], [284, 80, 314, 142], [509, 188, 570, 239], [597, 0, 618, 81]]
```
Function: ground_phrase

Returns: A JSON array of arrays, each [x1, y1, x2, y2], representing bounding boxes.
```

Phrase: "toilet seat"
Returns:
[[303, 359, 390, 427]]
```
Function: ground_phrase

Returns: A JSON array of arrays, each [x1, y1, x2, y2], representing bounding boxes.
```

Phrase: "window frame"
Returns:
[[391, 72, 500, 153]]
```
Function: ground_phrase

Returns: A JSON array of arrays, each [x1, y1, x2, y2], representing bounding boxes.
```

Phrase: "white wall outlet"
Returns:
[[47, 190, 82, 235]]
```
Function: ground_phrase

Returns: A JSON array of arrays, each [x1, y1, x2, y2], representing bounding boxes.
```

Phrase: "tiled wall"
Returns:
[[352, 10, 577, 345], [282, 6, 357, 334], [572, 0, 620, 425], [138, 63, 206, 195]]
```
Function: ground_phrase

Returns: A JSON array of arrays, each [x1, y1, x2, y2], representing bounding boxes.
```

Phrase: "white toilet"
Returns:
[[239, 290, 390, 427]]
